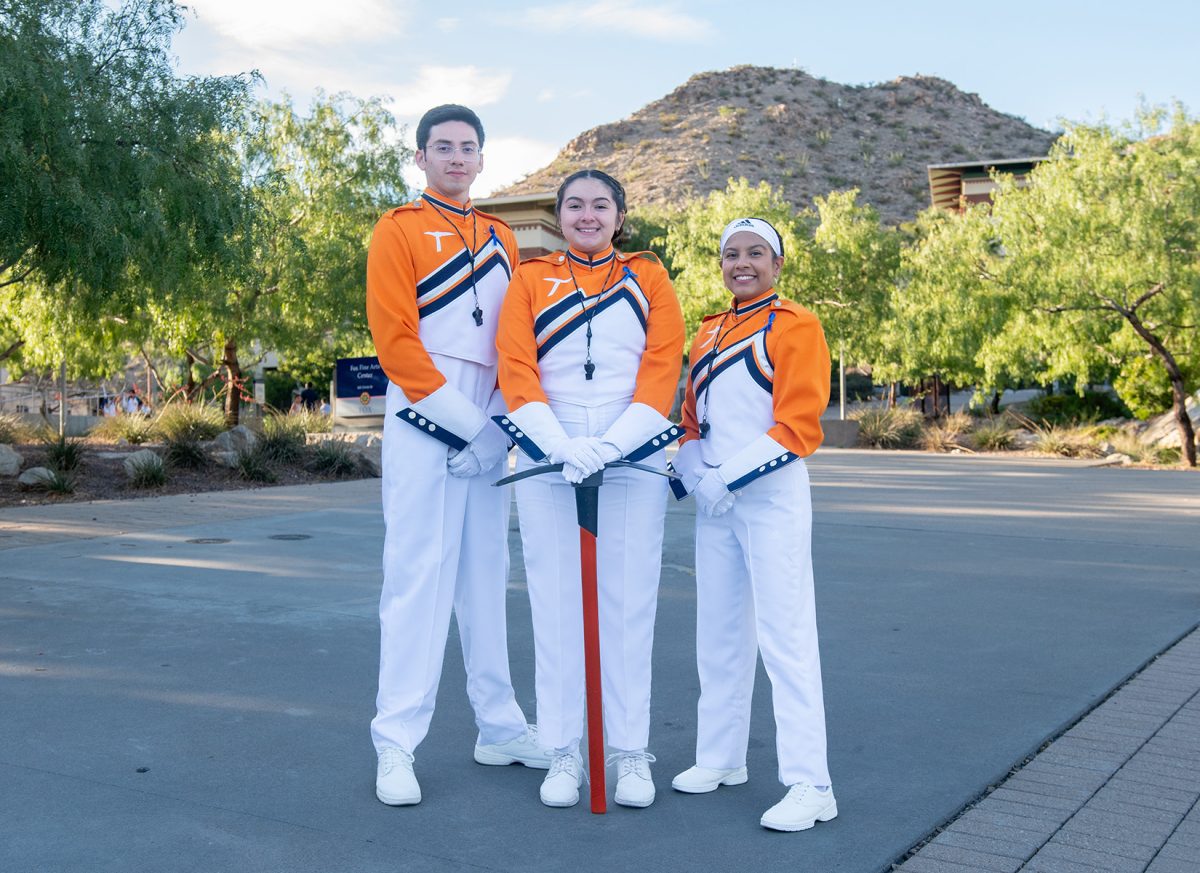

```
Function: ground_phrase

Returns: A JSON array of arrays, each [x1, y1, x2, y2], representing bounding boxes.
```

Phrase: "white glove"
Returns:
[[469, 421, 510, 474], [597, 441, 621, 465], [671, 440, 706, 493], [695, 468, 735, 518], [447, 446, 482, 478], [561, 461, 589, 485], [549, 437, 606, 477]]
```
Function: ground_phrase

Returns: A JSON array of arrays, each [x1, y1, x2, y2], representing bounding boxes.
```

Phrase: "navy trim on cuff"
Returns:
[[725, 451, 798, 491], [492, 415, 548, 462], [396, 408, 469, 452], [624, 424, 684, 463], [667, 464, 690, 501]]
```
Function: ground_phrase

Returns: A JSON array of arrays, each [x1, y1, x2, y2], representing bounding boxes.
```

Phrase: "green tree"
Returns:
[[0, 0, 251, 355], [990, 110, 1200, 465], [163, 92, 410, 424], [799, 189, 900, 415]]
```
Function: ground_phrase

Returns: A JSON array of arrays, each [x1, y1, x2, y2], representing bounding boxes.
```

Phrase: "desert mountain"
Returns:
[[498, 65, 1059, 223]]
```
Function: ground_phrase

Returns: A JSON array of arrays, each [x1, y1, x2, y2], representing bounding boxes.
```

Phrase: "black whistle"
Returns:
[[472, 307, 484, 326], [699, 421, 711, 439], [584, 362, 596, 381]]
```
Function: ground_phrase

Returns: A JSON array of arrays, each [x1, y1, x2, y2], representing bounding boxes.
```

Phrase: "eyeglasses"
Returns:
[[427, 143, 480, 160]]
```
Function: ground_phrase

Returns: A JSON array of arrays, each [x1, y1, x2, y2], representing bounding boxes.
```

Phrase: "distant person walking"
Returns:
[[670, 217, 836, 832], [299, 382, 319, 411], [365, 104, 546, 808]]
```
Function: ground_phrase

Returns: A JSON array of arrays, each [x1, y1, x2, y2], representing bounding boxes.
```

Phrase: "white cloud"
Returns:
[[435, 17, 460, 32], [388, 66, 514, 117], [537, 89, 556, 102], [518, 1, 714, 42], [188, 0, 406, 52]]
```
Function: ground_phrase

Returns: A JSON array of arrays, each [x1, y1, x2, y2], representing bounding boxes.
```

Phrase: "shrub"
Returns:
[[92, 414, 155, 445], [258, 414, 306, 464], [851, 407, 924, 449], [0, 411, 34, 444], [1014, 416, 1104, 458], [164, 438, 208, 470], [236, 448, 277, 483], [1024, 390, 1130, 426], [307, 441, 359, 478], [127, 453, 167, 488], [920, 422, 966, 453], [153, 402, 224, 443], [971, 420, 1016, 451], [44, 469, 76, 494], [45, 435, 85, 472]]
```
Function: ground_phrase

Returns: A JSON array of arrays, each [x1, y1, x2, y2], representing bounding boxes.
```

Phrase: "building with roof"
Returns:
[[927, 156, 1045, 211]]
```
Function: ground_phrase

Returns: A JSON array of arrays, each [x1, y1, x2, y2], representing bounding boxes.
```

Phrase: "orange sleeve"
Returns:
[[496, 264, 550, 411], [766, 311, 831, 458], [365, 213, 445, 402], [679, 333, 702, 443], [630, 261, 686, 417]]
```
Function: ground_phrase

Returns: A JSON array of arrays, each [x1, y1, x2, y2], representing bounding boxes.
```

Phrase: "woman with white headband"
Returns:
[[669, 216, 836, 832]]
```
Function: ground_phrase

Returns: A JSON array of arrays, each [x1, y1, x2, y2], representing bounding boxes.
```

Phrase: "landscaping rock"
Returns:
[[18, 467, 56, 487], [1141, 390, 1200, 447], [123, 449, 162, 478], [212, 426, 258, 454], [0, 444, 23, 476], [211, 451, 240, 469]]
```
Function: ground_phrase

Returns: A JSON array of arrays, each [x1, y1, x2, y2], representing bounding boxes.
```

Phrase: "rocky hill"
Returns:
[[498, 66, 1059, 223]]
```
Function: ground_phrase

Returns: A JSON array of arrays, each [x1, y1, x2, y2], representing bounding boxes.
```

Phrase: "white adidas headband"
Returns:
[[719, 217, 783, 258]]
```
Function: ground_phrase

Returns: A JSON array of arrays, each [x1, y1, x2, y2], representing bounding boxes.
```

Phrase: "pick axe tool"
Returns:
[[495, 459, 677, 813]]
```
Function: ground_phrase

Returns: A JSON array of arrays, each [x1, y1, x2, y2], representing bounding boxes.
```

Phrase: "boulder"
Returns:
[[211, 451, 240, 469], [18, 466, 56, 487], [123, 449, 162, 478], [212, 425, 258, 453], [1141, 391, 1200, 447], [0, 444, 23, 476]]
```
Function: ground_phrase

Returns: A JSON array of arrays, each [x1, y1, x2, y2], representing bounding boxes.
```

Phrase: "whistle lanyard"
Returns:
[[565, 255, 618, 381], [698, 309, 775, 438], [426, 198, 484, 326]]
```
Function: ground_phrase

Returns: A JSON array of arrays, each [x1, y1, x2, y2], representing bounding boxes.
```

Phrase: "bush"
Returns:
[[829, 370, 874, 403], [971, 420, 1016, 451], [153, 402, 224, 443], [851, 407, 924, 448], [258, 414, 306, 464], [236, 448, 277, 483], [127, 453, 167, 488], [920, 422, 967, 453], [1024, 390, 1130, 426], [44, 469, 76, 494], [0, 411, 34, 444], [45, 435, 85, 472], [1027, 423, 1103, 458], [307, 441, 359, 478], [287, 408, 332, 434], [164, 438, 208, 470], [92, 414, 156, 444]]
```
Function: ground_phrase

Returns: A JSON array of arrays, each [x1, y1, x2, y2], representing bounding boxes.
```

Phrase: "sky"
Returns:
[[172, 0, 1200, 197]]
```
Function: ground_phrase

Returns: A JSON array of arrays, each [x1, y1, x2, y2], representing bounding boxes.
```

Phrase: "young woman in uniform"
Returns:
[[496, 170, 685, 809], [669, 217, 837, 832]]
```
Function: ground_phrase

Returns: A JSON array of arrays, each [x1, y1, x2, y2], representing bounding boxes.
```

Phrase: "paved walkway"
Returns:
[[2, 451, 1197, 873], [899, 627, 1200, 873]]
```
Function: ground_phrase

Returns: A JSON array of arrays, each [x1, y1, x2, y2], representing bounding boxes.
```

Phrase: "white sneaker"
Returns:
[[540, 751, 584, 808], [474, 724, 553, 769], [671, 764, 749, 794], [611, 751, 656, 808], [760, 782, 837, 832], [375, 747, 420, 806]]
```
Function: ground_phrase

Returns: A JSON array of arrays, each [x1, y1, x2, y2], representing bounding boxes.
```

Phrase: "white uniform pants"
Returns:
[[693, 460, 830, 787], [514, 399, 667, 753], [372, 356, 527, 754]]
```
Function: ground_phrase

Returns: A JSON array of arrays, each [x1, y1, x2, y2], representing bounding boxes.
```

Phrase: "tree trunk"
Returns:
[[989, 390, 1001, 415], [222, 339, 241, 428], [1122, 310, 1196, 467], [184, 352, 197, 403]]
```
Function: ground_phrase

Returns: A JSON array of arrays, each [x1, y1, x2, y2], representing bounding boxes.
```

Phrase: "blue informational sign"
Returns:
[[334, 356, 388, 417]]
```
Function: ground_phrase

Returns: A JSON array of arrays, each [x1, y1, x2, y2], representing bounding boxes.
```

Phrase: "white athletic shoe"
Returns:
[[611, 751, 656, 808], [375, 747, 420, 806], [540, 751, 584, 808], [474, 724, 553, 769], [671, 764, 749, 794], [760, 782, 837, 832]]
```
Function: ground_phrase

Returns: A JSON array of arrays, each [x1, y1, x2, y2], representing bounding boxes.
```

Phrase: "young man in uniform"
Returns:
[[365, 104, 547, 806]]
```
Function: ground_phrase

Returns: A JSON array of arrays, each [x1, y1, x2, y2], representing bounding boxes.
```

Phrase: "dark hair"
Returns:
[[555, 169, 627, 244], [416, 105, 485, 151]]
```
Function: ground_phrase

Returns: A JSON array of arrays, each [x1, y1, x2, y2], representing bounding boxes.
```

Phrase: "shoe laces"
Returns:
[[548, 752, 581, 779], [378, 747, 413, 775], [607, 751, 656, 780], [784, 782, 819, 803]]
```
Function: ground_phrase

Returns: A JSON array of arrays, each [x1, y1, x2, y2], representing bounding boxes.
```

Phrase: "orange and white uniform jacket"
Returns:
[[495, 245, 685, 460], [673, 289, 831, 496], [366, 189, 518, 449]]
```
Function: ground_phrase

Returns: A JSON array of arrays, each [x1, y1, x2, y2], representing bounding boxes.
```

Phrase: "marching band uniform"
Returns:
[[671, 275, 835, 827], [496, 244, 685, 805], [366, 189, 539, 788]]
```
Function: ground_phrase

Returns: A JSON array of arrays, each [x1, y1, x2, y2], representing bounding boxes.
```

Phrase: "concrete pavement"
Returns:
[[1, 451, 1198, 872]]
